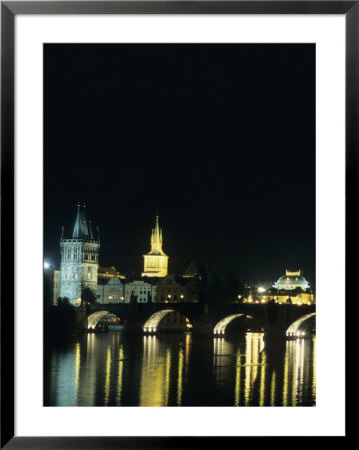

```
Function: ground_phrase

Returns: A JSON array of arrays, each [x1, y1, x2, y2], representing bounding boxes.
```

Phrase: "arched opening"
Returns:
[[143, 309, 191, 334], [286, 312, 316, 338], [213, 314, 249, 336], [87, 311, 122, 330]]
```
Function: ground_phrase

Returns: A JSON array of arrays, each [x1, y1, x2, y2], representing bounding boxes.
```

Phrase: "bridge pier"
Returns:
[[75, 307, 89, 333], [191, 320, 215, 336]]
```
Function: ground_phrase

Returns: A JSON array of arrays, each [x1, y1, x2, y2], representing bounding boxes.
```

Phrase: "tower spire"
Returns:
[[72, 202, 90, 239], [142, 213, 168, 277]]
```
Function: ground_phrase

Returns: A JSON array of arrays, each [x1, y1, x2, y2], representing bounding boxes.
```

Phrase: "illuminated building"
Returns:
[[273, 270, 310, 291], [60, 203, 100, 306], [96, 274, 124, 304], [142, 214, 168, 277], [243, 270, 314, 305], [125, 280, 152, 303], [153, 274, 195, 303], [98, 266, 125, 280]]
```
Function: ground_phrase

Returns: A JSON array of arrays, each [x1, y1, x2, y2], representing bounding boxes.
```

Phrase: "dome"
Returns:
[[274, 270, 309, 291]]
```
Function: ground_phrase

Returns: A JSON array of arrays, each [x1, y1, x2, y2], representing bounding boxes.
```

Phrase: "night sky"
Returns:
[[44, 44, 315, 286]]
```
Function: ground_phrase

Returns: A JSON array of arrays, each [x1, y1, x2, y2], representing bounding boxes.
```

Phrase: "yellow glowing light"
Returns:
[[285, 312, 315, 337], [238, 295, 242, 299], [248, 299, 252, 303], [87, 310, 110, 329], [258, 287, 265, 293], [180, 295, 184, 299], [143, 309, 175, 333], [261, 299, 266, 303], [255, 300, 259, 304], [213, 314, 245, 335]]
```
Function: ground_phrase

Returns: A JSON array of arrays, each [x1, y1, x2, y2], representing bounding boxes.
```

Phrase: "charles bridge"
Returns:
[[78, 301, 316, 337]]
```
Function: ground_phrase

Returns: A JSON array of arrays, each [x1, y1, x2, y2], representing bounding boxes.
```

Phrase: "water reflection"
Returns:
[[44, 332, 315, 407]]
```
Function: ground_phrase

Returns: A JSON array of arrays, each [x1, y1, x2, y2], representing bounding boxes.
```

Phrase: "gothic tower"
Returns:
[[142, 214, 168, 277], [60, 203, 100, 305]]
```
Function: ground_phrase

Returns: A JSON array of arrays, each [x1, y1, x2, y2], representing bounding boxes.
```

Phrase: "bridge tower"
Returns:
[[142, 214, 168, 277], [60, 203, 100, 306]]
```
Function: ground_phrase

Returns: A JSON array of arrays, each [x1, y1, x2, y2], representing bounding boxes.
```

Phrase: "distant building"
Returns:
[[142, 215, 168, 277], [273, 270, 310, 291], [60, 203, 100, 306], [96, 275, 124, 304], [98, 266, 125, 280], [125, 280, 152, 303], [153, 274, 195, 303], [182, 261, 198, 278], [244, 269, 314, 305]]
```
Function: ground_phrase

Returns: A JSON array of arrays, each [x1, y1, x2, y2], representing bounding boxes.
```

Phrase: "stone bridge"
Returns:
[[82, 301, 316, 337]]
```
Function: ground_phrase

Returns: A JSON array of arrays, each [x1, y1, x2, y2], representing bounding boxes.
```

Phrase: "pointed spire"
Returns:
[[72, 202, 90, 239], [149, 213, 166, 255], [61, 225, 64, 240], [155, 213, 160, 244], [72, 203, 82, 238], [89, 219, 94, 240], [96, 225, 100, 241]]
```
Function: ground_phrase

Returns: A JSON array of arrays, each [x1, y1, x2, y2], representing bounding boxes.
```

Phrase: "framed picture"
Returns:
[[1, 1, 351, 447]]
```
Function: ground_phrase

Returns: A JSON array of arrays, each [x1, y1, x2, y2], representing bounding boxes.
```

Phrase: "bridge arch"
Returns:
[[286, 312, 316, 338], [143, 309, 191, 333], [87, 310, 121, 330], [213, 313, 249, 336]]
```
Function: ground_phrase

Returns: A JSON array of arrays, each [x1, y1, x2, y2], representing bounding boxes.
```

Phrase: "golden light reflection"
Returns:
[[140, 336, 170, 406], [104, 346, 112, 405], [243, 333, 264, 405], [117, 346, 124, 405], [234, 349, 241, 406], [164, 349, 171, 406], [259, 351, 267, 406], [244, 333, 252, 405], [283, 342, 289, 406], [74, 342, 81, 404], [270, 370, 276, 406], [177, 348, 184, 406]]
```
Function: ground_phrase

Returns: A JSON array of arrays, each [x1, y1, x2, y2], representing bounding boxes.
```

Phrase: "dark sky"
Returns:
[[44, 44, 315, 286]]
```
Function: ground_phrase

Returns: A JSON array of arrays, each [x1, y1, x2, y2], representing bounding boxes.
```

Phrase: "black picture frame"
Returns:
[[1, 1, 352, 447]]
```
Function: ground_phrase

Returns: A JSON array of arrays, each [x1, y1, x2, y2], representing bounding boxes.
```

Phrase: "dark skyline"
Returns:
[[44, 43, 315, 286]]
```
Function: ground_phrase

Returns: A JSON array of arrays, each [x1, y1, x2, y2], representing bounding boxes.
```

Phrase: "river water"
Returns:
[[44, 332, 315, 407]]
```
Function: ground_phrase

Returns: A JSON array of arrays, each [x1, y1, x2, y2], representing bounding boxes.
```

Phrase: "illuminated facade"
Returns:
[[153, 274, 195, 302], [60, 204, 100, 306], [142, 215, 168, 277], [96, 275, 124, 304], [273, 270, 310, 291], [125, 280, 152, 303], [243, 269, 314, 305]]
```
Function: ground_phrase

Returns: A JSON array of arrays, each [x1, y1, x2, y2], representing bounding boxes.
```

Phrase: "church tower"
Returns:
[[60, 203, 100, 306], [142, 214, 168, 277]]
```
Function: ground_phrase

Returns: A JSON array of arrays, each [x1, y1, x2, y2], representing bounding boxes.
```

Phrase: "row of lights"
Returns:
[[286, 331, 306, 337]]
